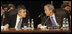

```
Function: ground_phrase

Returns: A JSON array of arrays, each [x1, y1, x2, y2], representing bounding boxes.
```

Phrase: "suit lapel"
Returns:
[[55, 14, 62, 27], [21, 18, 28, 27], [42, 16, 52, 26], [21, 18, 24, 27], [13, 14, 17, 27], [46, 17, 52, 27]]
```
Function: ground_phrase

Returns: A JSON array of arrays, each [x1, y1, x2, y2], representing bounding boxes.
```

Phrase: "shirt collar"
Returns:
[[17, 15, 21, 19], [50, 13, 55, 18]]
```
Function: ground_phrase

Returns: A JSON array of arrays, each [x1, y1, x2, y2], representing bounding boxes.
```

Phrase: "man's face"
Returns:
[[44, 6, 51, 16], [18, 9, 26, 18], [4, 7, 8, 11], [10, 7, 14, 10], [65, 6, 71, 11], [1, 6, 2, 13]]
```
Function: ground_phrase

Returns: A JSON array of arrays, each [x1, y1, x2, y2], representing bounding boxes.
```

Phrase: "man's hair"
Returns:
[[61, 4, 70, 8], [44, 4, 54, 11], [16, 5, 26, 12], [2, 4, 8, 9], [8, 4, 15, 9]]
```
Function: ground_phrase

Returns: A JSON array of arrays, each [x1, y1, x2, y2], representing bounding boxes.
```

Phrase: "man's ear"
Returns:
[[25, 9, 26, 11], [18, 11, 21, 15], [50, 10, 52, 13]]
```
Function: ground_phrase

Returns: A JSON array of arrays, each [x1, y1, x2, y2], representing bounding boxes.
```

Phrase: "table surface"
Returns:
[[1, 29, 71, 33]]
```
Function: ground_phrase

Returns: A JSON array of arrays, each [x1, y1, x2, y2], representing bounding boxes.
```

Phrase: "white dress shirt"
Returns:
[[15, 15, 22, 29], [50, 13, 59, 26]]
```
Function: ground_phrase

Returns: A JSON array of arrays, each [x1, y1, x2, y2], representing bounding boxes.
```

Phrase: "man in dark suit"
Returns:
[[61, 4, 71, 29], [37, 4, 67, 28], [8, 4, 17, 16], [3, 5, 30, 30]]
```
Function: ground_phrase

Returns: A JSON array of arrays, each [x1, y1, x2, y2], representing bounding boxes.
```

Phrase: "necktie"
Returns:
[[50, 17, 58, 26], [17, 18, 22, 29]]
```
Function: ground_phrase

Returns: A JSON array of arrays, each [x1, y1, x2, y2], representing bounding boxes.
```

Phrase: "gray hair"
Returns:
[[44, 4, 54, 11], [8, 4, 15, 8]]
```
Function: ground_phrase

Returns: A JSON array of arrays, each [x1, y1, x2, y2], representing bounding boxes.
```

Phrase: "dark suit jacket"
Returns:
[[8, 9, 17, 16], [3, 14, 30, 28], [40, 9, 67, 27]]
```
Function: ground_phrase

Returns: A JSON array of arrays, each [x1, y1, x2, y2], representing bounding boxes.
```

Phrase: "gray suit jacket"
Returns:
[[40, 14, 63, 27], [40, 9, 67, 27]]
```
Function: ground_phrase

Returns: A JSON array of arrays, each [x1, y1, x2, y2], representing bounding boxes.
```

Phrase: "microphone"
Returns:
[[38, 13, 43, 17], [44, 16, 49, 26]]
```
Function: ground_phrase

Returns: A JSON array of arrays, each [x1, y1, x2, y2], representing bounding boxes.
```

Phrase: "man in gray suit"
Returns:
[[37, 4, 67, 28]]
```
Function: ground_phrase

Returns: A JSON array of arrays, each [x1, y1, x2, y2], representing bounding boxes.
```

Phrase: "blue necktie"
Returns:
[[17, 18, 22, 29], [50, 17, 58, 27]]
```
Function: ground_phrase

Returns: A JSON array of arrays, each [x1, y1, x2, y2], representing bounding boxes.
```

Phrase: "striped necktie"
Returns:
[[50, 17, 57, 26], [17, 18, 22, 29]]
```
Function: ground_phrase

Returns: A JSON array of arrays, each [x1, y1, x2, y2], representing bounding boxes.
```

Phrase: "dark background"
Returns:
[[1, 0, 63, 28]]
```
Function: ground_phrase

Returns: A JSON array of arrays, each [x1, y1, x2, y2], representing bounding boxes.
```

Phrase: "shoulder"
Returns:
[[54, 8, 67, 17], [8, 14, 17, 19]]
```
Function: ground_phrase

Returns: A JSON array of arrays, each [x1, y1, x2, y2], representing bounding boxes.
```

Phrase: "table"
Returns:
[[1, 29, 71, 33]]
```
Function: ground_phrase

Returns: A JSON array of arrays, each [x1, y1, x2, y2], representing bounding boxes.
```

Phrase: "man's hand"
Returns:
[[4, 24, 9, 30], [37, 24, 42, 29], [1, 26, 4, 30]]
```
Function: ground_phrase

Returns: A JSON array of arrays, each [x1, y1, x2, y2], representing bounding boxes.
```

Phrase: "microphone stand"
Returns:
[[44, 17, 49, 26]]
